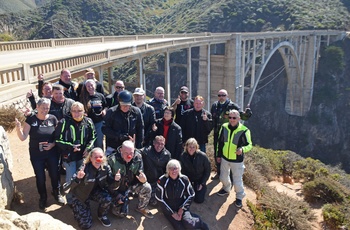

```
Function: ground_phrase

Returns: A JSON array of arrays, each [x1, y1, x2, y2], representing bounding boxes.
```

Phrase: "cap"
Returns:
[[133, 87, 145, 95], [85, 68, 95, 75], [180, 86, 189, 93]]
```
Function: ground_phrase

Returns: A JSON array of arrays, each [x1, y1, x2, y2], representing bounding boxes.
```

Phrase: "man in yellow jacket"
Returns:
[[216, 109, 252, 208]]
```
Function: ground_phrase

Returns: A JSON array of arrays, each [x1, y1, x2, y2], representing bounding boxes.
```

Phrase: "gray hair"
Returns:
[[165, 159, 182, 178], [37, 98, 51, 107]]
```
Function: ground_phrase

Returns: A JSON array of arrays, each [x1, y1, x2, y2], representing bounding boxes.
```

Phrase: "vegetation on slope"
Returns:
[[0, 0, 350, 40]]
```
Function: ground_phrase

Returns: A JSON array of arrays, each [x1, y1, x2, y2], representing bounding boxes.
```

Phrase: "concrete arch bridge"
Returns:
[[0, 30, 345, 115]]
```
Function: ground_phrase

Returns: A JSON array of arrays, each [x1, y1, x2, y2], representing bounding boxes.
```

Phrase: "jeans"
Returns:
[[30, 153, 60, 198], [220, 159, 246, 200], [94, 121, 104, 149], [63, 159, 83, 204]]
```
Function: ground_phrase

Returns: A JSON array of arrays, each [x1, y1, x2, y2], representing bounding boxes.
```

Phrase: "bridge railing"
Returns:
[[0, 32, 214, 52], [0, 33, 233, 88]]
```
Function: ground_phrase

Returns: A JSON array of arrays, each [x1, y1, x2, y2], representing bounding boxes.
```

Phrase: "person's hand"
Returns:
[[115, 169, 121, 181], [43, 142, 55, 151], [236, 147, 243, 155], [216, 157, 221, 164], [26, 89, 33, 98], [82, 150, 89, 158], [177, 208, 184, 218], [15, 118, 21, 129], [175, 96, 181, 105], [152, 123, 157, 132], [77, 165, 86, 179], [201, 111, 207, 121], [136, 170, 147, 183], [172, 212, 181, 221], [37, 74, 44, 81], [73, 144, 81, 152], [198, 184, 203, 191]]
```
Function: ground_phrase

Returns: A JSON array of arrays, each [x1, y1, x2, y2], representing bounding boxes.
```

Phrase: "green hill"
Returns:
[[0, 0, 349, 40]]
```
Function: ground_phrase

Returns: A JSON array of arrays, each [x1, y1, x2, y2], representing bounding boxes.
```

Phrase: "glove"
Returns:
[[245, 108, 252, 117]]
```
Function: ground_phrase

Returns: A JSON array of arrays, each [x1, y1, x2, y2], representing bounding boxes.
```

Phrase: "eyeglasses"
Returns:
[[229, 116, 238, 120], [169, 167, 179, 171], [115, 86, 125, 89], [218, 94, 227, 97], [72, 110, 84, 113]]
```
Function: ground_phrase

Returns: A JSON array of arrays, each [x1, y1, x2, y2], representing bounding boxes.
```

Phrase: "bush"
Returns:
[[0, 106, 26, 132], [323, 203, 349, 229], [303, 177, 349, 203], [253, 187, 315, 230]]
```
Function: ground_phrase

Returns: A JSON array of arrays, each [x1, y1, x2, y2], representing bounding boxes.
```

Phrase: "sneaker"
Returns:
[[217, 189, 229, 196], [234, 199, 243, 208], [135, 207, 154, 219], [98, 216, 111, 227], [51, 190, 65, 205]]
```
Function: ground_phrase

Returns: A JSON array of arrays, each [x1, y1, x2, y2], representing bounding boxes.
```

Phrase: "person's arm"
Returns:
[[37, 74, 44, 98], [217, 127, 225, 158], [15, 119, 30, 141], [135, 110, 144, 149], [201, 154, 211, 185], [85, 119, 97, 154]]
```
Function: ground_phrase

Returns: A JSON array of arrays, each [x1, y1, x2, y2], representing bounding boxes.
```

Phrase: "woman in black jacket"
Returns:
[[151, 106, 183, 160], [180, 138, 211, 203], [70, 148, 119, 229], [156, 159, 209, 230]]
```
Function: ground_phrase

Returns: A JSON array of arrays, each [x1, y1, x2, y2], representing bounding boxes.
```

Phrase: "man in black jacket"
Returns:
[[181, 95, 213, 153], [102, 90, 144, 156], [106, 80, 125, 108], [141, 135, 171, 206], [132, 87, 156, 146]]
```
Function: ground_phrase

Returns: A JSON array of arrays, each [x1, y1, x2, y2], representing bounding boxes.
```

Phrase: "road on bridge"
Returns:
[[0, 37, 195, 67]]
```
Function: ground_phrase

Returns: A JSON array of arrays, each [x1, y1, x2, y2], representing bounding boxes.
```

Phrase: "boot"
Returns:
[[52, 189, 65, 205], [39, 194, 47, 210]]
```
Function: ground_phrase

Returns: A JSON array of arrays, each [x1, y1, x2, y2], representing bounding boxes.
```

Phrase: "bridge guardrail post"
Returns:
[[21, 63, 31, 83]]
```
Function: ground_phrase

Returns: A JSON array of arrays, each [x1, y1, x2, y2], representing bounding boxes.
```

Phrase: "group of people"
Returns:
[[15, 67, 253, 229]]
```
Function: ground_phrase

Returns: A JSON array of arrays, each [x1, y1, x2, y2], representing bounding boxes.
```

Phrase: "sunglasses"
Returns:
[[229, 116, 238, 120], [115, 86, 125, 89], [218, 94, 227, 97]]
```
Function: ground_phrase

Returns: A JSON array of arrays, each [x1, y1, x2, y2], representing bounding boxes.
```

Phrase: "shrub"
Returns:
[[0, 105, 26, 132], [254, 187, 315, 230], [303, 177, 350, 203], [323, 204, 349, 229]]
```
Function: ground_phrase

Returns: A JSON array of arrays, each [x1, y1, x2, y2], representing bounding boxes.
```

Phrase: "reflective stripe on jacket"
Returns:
[[218, 122, 252, 162]]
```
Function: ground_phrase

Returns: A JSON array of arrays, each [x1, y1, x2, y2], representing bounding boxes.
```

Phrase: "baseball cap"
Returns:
[[133, 88, 145, 95], [180, 86, 189, 93]]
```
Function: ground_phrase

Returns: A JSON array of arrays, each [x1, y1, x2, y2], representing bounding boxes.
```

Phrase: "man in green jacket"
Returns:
[[216, 109, 252, 208]]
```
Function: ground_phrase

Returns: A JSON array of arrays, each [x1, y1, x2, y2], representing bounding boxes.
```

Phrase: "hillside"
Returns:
[[0, 0, 350, 40], [0, 0, 47, 14]]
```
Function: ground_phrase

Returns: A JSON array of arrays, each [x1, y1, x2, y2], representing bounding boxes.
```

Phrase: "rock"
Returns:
[[0, 209, 75, 230], [0, 126, 14, 209]]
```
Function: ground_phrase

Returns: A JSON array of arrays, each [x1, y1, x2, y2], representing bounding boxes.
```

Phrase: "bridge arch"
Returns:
[[245, 41, 304, 116]]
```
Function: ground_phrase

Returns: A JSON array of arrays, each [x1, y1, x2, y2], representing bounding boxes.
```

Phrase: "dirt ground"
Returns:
[[7, 130, 256, 230]]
